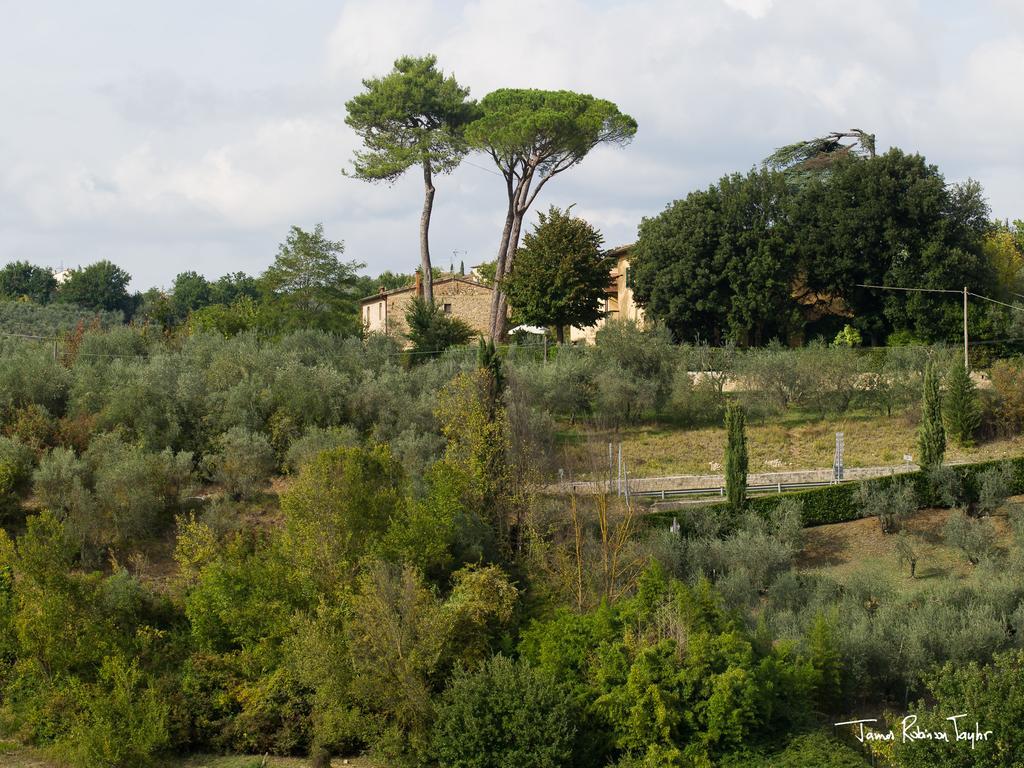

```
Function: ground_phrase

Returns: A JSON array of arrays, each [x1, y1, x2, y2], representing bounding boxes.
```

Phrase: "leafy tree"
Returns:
[[403, 296, 474, 361], [431, 655, 576, 768], [764, 128, 876, 183], [788, 150, 994, 343], [346, 54, 477, 303], [724, 402, 748, 511], [945, 509, 997, 565], [502, 206, 614, 343], [631, 168, 794, 345], [279, 444, 405, 590], [209, 271, 260, 305], [57, 260, 134, 315], [203, 427, 277, 500], [890, 650, 1024, 768], [466, 89, 637, 339], [944, 362, 981, 447], [983, 224, 1024, 296], [857, 479, 917, 534], [261, 224, 364, 335], [61, 654, 170, 768], [918, 359, 946, 470], [171, 270, 212, 319], [0, 261, 57, 303]]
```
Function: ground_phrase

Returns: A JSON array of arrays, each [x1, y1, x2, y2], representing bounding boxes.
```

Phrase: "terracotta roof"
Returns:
[[359, 275, 493, 304]]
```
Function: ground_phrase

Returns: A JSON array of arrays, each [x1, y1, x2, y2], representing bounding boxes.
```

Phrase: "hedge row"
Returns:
[[649, 456, 1024, 529]]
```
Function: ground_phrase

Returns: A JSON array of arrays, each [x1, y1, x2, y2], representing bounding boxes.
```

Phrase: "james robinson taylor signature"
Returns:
[[835, 715, 993, 749]]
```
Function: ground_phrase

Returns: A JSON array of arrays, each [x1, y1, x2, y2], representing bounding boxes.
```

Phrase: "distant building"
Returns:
[[360, 271, 494, 343], [570, 244, 644, 343], [52, 267, 73, 285]]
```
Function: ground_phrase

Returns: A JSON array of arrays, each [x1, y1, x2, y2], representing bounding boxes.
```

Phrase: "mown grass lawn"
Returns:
[[559, 411, 1024, 479]]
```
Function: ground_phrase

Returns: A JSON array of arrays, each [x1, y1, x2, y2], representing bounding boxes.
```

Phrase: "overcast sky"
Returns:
[[1, 0, 1022, 291]]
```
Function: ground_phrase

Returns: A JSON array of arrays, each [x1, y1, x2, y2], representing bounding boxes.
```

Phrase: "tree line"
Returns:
[[632, 145, 1024, 348]]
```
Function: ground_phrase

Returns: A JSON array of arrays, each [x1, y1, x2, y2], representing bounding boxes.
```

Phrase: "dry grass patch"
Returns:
[[561, 414, 1024, 479], [797, 506, 1016, 587]]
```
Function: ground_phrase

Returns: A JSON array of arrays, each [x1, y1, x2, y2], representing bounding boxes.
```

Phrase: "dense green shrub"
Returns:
[[945, 510, 997, 564], [592, 321, 676, 424], [432, 655, 577, 768], [60, 655, 170, 768], [888, 650, 1024, 768], [0, 299, 122, 336], [721, 731, 870, 767], [204, 427, 277, 499], [857, 479, 917, 534], [284, 426, 360, 473]]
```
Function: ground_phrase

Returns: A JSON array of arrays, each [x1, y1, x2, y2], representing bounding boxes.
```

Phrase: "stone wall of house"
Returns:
[[373, 279, 493, 341]]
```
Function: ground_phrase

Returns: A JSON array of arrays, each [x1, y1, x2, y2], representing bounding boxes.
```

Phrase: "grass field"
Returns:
[[559, 411, 1024, 479], [796, 502, 1020, 587]]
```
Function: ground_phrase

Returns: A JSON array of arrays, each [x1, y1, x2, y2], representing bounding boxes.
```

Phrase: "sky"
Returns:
[[1, 0, 1022, 291]]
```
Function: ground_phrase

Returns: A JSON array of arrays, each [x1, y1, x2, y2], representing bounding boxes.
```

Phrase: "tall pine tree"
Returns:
[[724, 401, 748, 511], [918, 360, 946, 469], [944, 362, 981, 447]]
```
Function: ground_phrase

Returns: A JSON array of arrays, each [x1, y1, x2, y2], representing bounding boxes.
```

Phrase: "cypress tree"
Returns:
[[724, 401, 748, 511], [918, 360, 946, 470], [944, 362, 981, 447]]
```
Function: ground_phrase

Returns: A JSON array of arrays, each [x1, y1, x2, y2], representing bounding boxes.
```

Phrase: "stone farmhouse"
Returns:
[[360, 244, 644, 343], [360, 271, 493, 339], [570, 244, 644, 343]]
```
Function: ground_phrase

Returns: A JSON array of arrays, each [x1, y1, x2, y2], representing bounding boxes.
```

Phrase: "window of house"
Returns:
[[443, 303, 452, 314]]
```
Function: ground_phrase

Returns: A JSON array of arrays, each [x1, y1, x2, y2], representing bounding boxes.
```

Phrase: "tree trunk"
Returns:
[[556, 324, 565, 344], [491, 179, 533, 340], [488, 176, 517, 339], [420, 160, 435, 304]]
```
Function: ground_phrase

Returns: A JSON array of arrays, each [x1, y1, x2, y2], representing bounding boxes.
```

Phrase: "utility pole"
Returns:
[[963, 285, 969, 371]]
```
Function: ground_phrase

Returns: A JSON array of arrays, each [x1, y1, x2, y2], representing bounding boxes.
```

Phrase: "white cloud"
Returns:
[[0, 0, 1021, 289]]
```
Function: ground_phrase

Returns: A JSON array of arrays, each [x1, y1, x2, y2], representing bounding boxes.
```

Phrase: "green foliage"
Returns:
[[633, 168, 794, 345], [991, 357, 1024, 435], [944, 361, 981, 446], [723, 731, 871, 767], [832, 323, 862, 347], [59, 655, 170, 768], [889, 650, 1024, 768], [592, 321, 676, 424], [0, 261, 57, 304], [203, 427, 277, 500], [502, 206, 613, 342], [945, 509, 997, 565], [635, 148, 995, 345], [857, 479, 916, 534], [33, 435, 193, 556], [432, 655, 577, 768], [0, 299, 122, 336], [0, 436, 34, 495], [171, 270, 213, 319], [57, 260, 134, 315], [280, 444, 406, 589], [724, 402, 748, 511], [260, 224, 364, 335], [976, 463, 1014, 516], [403, 296, 474, 361], [283, 426, 359, 473], [919, 359, 946, 470], [345, 54, 476, 182], [466, 89, 637, 176]]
